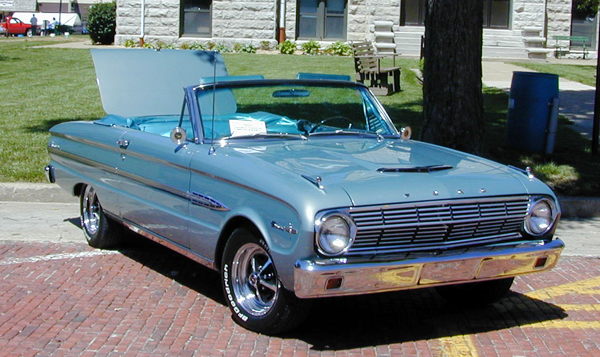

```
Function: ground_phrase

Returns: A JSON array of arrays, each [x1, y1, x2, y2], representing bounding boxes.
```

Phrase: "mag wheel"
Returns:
[[221, 228, 310, 334], [435, 277, 514, 306], [80, 185, 121, 249]]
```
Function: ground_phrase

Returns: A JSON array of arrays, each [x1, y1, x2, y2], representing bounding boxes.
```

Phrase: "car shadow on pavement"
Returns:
[[101, 232, 568, 349], [116, 237, 227, 306], [285, 288, 567, 350]]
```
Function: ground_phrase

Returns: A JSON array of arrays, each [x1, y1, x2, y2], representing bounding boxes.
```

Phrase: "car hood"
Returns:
[[221, 137, 552, 207], [91, 49, 227, 118]]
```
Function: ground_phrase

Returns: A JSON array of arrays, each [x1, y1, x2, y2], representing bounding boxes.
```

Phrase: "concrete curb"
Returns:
[[1, 182, 598, 218], [0, 183, 76, 203]]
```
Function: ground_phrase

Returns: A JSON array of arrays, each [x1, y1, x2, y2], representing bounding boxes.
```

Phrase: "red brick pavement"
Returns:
[[0, 240, 598, 356]]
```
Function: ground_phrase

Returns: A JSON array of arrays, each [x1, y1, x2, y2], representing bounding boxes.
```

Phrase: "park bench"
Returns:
[[552, 35, 590, 59], [351, 41, 401, 96]]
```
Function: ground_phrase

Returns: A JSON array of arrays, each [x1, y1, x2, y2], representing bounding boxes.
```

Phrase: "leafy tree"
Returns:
[[421, 0, 485, 155], [87, 1, 116, 45]]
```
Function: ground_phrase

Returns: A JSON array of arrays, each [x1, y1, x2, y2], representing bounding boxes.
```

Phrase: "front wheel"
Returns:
[[435, 277, 514, 306], [80, 185, 121, 249], [221, 228, 310, 334]]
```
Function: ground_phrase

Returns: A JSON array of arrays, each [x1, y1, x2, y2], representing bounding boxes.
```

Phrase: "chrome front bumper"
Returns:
[[294, 239, 564, 298]]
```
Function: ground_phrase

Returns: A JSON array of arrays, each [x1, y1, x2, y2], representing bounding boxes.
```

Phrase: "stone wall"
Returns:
[[546, 0, 572, 38], [513, 0, 571, 35], [116, 0, 278, 47], [115, 0, 576, 52]]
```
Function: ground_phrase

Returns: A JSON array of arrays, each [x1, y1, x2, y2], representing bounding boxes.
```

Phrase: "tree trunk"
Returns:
[[421, 0, 485, 155]]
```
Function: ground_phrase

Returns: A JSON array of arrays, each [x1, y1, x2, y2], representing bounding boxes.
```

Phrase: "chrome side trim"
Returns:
[[294, 238, 565, 298], [190, 191, 230, 211], [115, 216, 216, 271]]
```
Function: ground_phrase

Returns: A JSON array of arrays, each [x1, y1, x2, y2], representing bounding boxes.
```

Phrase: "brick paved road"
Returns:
[[0, 236, 599, 356]]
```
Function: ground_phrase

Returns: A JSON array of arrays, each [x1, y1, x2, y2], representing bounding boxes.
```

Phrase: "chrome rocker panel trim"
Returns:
[[294, 238, 564, 298]]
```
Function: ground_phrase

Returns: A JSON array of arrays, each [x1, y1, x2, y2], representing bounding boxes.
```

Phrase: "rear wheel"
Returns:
[[221, 228, 310, 334], [80, 185, 121, 249], [435, 277, 514, 306]]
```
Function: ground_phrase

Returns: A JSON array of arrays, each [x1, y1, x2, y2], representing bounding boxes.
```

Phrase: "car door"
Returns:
[[116, 127, 194, 248]]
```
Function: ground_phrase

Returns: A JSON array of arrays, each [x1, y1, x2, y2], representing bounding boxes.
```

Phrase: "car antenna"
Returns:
[[209, 51, 217, 155]]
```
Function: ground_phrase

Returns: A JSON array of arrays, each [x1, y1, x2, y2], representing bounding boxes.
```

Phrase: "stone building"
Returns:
[[100, 1, 600, 59]]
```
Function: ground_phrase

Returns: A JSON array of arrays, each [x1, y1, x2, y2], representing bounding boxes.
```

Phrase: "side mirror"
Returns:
[[170, 127, 187, 145], [400, 126, 412, 140]]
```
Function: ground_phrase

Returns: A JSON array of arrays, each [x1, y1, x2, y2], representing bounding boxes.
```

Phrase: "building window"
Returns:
[[297, 0, 347, 40], [571, 0, 597, 50], [182, 0, 212, 37], [400, 0, 425, 26], [483, 0, 510, 29], [401, 0, 510, 29]]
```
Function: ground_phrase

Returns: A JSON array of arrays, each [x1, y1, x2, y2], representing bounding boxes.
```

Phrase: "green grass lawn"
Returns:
[[1, 37, 598, 196], [510, 61, 597, 87]]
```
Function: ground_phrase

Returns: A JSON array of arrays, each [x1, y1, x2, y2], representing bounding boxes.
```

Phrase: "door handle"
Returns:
[[117, 139, 130, 149]]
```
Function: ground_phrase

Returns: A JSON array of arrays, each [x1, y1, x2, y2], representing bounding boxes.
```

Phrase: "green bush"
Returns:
[[124, 39, 138, 48], [301, 40, 321, 55], [277, 40, 297, 55], [234, 43, 257, 53], [260, 41, 272, 51], [326, 41, 352, 56], [87, 1, 116, 45]]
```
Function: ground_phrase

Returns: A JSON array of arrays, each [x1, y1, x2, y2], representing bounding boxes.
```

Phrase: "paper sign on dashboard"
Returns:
[[229, 120, 267, 137]]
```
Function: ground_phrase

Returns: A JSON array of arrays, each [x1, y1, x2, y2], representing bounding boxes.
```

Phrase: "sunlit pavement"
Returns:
[[0, 225, 598, 356]]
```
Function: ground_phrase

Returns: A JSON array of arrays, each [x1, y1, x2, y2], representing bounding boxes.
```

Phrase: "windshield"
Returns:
[[195, 82, 397, 140]]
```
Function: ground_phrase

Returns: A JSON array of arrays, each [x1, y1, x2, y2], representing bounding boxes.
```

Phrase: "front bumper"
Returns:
[[294, 238, 564, 298]]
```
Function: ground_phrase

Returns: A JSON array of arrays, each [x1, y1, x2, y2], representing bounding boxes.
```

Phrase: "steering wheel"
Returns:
[[309, 116, 353, 133]]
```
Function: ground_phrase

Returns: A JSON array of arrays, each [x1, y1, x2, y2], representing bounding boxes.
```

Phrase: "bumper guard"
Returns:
[[294, 238, 564, 298]]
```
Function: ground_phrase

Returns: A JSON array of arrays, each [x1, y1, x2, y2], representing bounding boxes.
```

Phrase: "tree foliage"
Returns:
[[421, 0, 485, 155], [87, 1, 116, 45]]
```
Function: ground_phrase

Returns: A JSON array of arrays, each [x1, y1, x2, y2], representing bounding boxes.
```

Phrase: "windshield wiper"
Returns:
[[222, 133, 307, 140], [309, 130, 384, 140], [377, 165, 453, 173]]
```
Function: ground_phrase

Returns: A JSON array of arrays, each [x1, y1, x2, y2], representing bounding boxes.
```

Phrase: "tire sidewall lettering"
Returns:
[[223, 262, 249, 322]]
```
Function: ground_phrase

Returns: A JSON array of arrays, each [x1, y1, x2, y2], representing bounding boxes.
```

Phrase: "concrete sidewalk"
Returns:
[[482, 61, 596, 139]]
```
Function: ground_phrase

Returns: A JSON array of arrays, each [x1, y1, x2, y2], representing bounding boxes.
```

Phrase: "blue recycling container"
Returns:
[[505, 72, 559, 153]]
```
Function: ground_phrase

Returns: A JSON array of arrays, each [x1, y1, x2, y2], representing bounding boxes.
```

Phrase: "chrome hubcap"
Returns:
[[82, 186, 101, 237], [231, 243, 279, 317]]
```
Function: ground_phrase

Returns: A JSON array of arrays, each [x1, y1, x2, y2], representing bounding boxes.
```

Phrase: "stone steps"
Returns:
[[383, 27, 532, 59]]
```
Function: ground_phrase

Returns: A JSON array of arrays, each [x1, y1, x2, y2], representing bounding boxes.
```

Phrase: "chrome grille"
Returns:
[[347, 196, 529, 255]]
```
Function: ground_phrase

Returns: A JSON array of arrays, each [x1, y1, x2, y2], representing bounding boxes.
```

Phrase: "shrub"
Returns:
[[260, 41, 272, 51], [277, 40, 297, 55], [301, 40, 321, 55], [86, 1, 116, 45], [189, 42, 207, 50], [234, 43, 257, 53], [326, 41, 352, 56], [213, 44, 232, 53], [124, 39, 138, 48]]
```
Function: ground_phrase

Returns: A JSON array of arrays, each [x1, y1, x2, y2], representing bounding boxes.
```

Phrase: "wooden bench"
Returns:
[[552, 36, 590, 59], [351, 41, 401, 96]]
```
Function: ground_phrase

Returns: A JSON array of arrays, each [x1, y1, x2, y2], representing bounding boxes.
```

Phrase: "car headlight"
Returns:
[[316, 212, 356, 256], [525, 197, 558, 236]]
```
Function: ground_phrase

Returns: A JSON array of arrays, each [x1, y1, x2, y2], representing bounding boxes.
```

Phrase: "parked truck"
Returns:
[[1, 16, 35, 37]]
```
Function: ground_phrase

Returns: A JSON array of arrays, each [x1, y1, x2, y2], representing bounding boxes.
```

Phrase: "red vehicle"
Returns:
[[1, 16, 35, 37]]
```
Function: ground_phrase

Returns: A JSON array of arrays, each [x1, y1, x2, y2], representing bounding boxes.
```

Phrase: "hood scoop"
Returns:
[[377, 165, 453, 173]]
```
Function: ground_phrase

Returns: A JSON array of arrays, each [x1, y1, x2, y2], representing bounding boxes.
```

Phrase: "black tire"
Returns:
[[221, 227, 311, 334], [435, 277, 514, 306], [80, 185, 121, 249]]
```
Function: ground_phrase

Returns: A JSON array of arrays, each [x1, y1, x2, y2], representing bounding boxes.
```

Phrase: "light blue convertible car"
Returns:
[[46, 49, 564, 334]]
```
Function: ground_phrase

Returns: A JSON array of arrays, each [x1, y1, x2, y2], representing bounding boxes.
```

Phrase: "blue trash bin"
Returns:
[[505, 72, 559, 153]]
